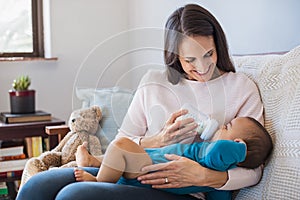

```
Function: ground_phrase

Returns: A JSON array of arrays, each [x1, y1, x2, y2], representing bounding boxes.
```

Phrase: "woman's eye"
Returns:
[[204, 51, 213, 58], [185, 58, 195, 63]]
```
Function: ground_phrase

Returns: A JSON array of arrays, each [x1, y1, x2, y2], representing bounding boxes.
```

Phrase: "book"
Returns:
[[0, 146, 24, 157], [0, 182, 8, 196], [0, 170, 23, 179], [0, 153, 26, 161], [42, 137, 50, 152], [0, 139, 24, 148], [0, 159, 28, 173], [24, 136, 46, 158], [0, 111, 51, 124], [31, 136, 43, 157], [24, 138, 33, 158]]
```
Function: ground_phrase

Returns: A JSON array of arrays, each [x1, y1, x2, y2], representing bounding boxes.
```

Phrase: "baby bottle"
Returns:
[[176, 103, 219, 140]]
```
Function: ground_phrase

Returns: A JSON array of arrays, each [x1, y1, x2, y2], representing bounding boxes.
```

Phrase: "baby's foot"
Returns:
[[76, 142, 92, 167], [74, 168, 96, 182]]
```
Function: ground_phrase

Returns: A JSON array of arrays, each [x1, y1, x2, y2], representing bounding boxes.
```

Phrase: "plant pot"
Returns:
[[9, 90, 35, 114]]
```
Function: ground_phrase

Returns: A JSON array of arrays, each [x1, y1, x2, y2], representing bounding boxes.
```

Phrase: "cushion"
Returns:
[[232, 45, 300, 199], [76, 87, 134, 152]]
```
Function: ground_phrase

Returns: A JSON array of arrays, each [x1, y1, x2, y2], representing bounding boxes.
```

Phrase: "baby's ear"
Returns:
[[234, 138, 244, 143], [234, 138, 247, 149]]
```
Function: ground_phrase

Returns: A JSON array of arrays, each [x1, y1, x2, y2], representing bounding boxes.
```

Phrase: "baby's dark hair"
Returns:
[[238, 117, 273, 169]]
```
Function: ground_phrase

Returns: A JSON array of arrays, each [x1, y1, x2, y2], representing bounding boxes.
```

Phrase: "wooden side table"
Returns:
[[0, 117, 65, 198], [0, 117, 65, 150]]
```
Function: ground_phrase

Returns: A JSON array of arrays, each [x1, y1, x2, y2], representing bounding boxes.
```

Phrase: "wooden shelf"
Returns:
[[0, 117, 65, 149], [0, 117, 65, 184]]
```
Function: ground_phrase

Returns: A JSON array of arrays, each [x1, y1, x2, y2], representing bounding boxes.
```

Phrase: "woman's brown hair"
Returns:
[[164, 4, 235, 84]]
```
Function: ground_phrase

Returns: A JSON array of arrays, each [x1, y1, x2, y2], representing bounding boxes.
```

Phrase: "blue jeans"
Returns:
[[118, 177, 231, 200], [16, 168, 199, 200]]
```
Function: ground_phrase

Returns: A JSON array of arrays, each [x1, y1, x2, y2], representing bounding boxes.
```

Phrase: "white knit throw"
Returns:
[[233, 46, 300, 200]]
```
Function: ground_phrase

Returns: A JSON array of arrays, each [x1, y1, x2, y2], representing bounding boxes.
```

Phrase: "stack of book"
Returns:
[[24, 136, 46, 158], [0, 182, 9, 198], [0, 111, 51, 124], [0, 146, 28, 179]]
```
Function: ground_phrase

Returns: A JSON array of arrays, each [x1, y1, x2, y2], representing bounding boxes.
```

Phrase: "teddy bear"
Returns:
[[20, 106, 103, 186]]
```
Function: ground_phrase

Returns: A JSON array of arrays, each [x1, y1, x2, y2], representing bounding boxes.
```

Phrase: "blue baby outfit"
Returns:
[[117, 140, 246, 200]]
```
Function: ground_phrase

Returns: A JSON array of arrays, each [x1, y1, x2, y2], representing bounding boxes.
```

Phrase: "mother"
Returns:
[[17, 4, 263, 200]]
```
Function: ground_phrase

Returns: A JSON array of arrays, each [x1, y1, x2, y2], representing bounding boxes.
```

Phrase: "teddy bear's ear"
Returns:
[[91, 106, 102, 121]]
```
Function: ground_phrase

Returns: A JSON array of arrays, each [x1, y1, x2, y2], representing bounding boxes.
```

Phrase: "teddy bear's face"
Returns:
[[68, 106, 102, 135]]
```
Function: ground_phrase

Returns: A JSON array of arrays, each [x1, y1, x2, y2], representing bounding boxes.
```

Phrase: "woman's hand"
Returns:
[[137, 154, 228, 189], [140, 109, 198, 148]]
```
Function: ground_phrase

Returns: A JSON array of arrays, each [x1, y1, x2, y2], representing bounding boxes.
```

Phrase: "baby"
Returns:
[[74, 117, 273, 199]]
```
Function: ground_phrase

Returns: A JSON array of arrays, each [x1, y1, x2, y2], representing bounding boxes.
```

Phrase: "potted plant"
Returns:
[[9, 75, 35, 114]]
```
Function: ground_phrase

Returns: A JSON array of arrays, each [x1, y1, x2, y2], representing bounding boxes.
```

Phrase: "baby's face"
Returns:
[[211, 117, 251, 141]]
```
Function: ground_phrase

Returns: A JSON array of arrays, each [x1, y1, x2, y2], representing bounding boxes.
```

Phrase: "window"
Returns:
[[0, 0, 44, 58]]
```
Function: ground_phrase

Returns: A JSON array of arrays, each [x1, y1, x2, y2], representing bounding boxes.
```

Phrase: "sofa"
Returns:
[[23, 45, 300, 199], [233, 46, 300, 199]]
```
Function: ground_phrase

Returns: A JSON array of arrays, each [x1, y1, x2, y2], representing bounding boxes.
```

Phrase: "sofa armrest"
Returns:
[[45, 125, 70, 142]]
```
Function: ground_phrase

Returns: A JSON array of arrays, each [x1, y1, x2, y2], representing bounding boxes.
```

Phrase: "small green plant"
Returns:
[[12, 75, 31, 91]]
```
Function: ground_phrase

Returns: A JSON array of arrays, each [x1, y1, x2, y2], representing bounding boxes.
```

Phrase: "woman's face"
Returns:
[[178, 35, 218, 82]]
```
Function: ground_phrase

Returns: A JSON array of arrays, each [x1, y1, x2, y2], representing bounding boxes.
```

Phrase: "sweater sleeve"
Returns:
[[217, 165, 263, 190], [235, 73, 264, 125]]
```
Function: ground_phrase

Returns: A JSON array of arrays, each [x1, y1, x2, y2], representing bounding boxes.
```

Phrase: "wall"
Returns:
[[128, 0, 300, 54], [0, 0, 299, 122], [195, 0, 300, 54], [0, 0, 130, 121], [126, 0, 300, 85]]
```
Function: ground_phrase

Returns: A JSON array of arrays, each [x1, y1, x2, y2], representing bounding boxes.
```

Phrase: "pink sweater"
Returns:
[[117, 69, 264, 192]]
